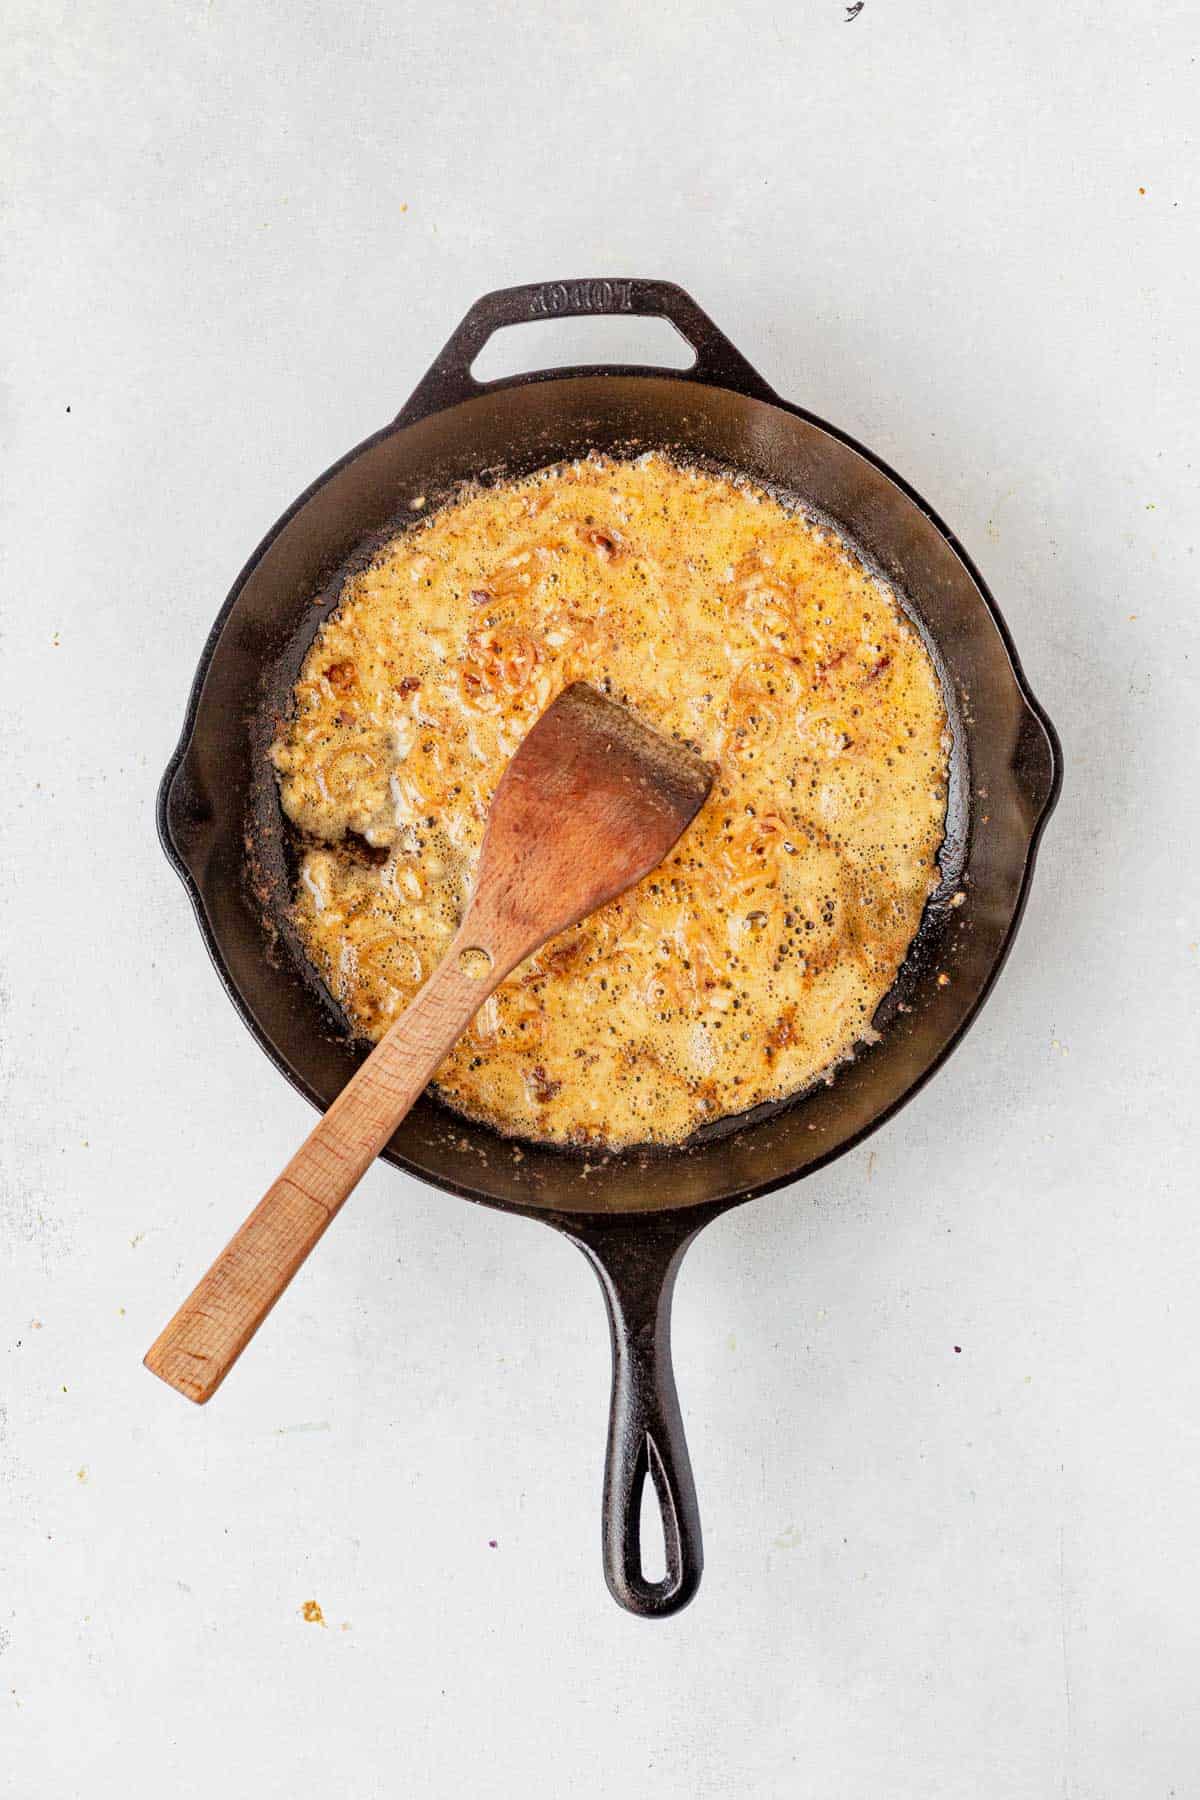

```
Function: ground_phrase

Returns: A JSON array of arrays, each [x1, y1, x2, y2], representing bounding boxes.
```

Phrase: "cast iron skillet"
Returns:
[[159, 278, 1061, 1617]]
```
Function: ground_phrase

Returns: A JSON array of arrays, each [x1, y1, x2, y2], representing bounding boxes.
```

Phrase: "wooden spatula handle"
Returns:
[[144, 945, 501, 1404], [147, 685, 714, 1406]]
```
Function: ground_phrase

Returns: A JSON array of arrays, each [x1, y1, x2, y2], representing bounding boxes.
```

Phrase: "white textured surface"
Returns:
[[2, 3, 1197, 1795]]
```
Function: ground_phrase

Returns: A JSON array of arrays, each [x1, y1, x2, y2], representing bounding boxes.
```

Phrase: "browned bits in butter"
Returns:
[[527, 1065, 563, 1105], [272, 454, 949, 1148], [580, 526, 623, 562]]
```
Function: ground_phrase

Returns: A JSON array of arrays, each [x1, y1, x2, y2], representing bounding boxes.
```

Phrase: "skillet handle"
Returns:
[[563, 1211, 707, 1618], [394, 278, 778, 426]]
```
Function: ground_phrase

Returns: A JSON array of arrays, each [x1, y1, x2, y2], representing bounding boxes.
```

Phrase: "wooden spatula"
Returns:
[[145, 682, 714, 1404]]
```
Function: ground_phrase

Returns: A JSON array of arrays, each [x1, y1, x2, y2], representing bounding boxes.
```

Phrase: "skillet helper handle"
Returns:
[[568, 1214, 706, 1617], [394, 277, 778, 426], [144, 950, 494, 1404]]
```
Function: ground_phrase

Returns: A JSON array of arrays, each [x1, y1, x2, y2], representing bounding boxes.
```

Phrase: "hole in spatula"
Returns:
[[457, 947, 492, 979]]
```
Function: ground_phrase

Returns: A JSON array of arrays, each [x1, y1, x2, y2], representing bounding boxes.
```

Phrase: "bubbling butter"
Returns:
[[272, 454, 949, 1148]]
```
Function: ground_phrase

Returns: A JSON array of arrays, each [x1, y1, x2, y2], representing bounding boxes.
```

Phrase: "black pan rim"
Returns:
[[158, 364, 1062, 1224]]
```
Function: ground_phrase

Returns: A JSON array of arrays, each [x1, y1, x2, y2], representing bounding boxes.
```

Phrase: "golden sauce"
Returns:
[[272, 455, 949, 1147]]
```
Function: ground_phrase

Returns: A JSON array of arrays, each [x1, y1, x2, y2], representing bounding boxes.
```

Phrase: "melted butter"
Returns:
[[272, 454, 949, 1148]]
